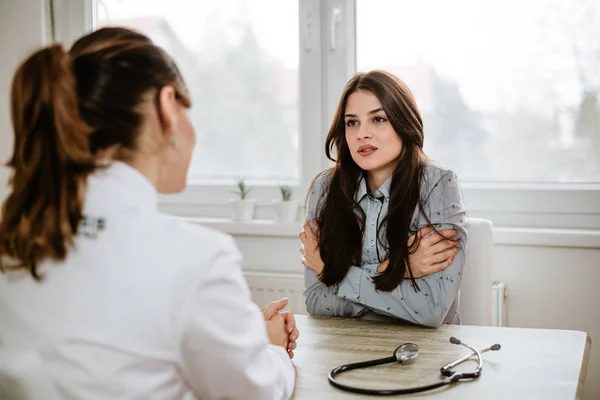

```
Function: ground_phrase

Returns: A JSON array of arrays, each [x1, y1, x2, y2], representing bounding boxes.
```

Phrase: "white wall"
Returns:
[[218, 229, 600, 400], [0, 0, 48, 203]]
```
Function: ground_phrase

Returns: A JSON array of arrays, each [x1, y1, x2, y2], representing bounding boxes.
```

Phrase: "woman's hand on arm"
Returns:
[[299, 220, 324, 276], [376, 227, 459, 277], [300, 220, 368, 317], [406, 227, 460, 277]]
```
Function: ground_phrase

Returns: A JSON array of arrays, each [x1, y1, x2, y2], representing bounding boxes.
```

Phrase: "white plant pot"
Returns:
[[272, 200, 299, 224], [230, 199, 256, 221]]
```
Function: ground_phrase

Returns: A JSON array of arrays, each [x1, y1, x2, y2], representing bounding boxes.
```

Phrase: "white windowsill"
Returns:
[[180, 217, 600, 248], [181, 217, 302, 237]]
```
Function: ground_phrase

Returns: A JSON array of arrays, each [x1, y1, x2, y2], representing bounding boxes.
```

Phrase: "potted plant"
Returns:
[[272, 185, 299, 223], [230, 177, 256, 221]]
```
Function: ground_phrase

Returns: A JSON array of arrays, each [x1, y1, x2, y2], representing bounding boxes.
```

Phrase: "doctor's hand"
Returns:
[[261, 298, 300, 358], [299, 220, 324, 275], [265, 313, 289, 351]]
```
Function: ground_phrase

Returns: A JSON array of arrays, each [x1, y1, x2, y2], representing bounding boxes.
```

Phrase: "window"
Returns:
[[97, 0, 301, 185], [357, 0, 600, 183], [53, 0, 600, 228]]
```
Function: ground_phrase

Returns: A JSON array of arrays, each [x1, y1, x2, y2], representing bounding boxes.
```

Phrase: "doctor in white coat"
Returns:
[[0, 27, 297, 399]]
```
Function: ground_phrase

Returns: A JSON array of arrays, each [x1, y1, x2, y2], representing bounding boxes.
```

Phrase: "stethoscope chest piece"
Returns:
[[394, 343, 418, 365]]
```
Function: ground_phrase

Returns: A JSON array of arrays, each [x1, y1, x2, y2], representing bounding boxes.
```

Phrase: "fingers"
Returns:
[[421, 228, 441, 245], [280, 311, 299, 358], [281, 311, 297, 335], [407, 232, 417, 246], [429, 255, 456, 274], [287, 338, 297, 359], [429, 247, 458, 265], [300, 222, 319, 254], [301, 220, 319, 238], [299, 231, 307, 243], [303, 220, 314, 237], [299, 243, 306, 255], [419, 226, 434, 237], [430, 239, 459, 255], [261, 298, 289, 320], [423, 229, 457, 246], [420, 253, 456, 276], [289, 326, 299, 341], [305, 219, 319, 234]]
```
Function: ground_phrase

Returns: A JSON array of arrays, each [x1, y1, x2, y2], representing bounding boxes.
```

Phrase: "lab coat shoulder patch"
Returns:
[[78, 215, 107, 239]]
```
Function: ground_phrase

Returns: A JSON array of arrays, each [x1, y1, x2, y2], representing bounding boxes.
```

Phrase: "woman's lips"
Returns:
[[357, 145, 377, 157]]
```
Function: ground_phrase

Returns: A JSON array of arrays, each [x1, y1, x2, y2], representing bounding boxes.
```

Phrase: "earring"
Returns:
[[171, 135, 180, 148]]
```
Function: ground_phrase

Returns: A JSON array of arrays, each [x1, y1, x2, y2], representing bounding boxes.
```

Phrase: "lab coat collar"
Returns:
[[91, 161, 159, 210]]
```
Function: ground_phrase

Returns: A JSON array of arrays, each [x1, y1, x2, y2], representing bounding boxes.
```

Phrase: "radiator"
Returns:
[[245, 272, 508, 327], [245, 272, 307, 315], [491, 281, 508, 327]]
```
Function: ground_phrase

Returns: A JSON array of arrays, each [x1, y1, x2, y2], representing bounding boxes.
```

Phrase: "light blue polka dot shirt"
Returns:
[[303, 162, 468, 327]]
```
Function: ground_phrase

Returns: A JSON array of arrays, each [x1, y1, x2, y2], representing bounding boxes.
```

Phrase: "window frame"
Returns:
[[52, 0, 600, 229]]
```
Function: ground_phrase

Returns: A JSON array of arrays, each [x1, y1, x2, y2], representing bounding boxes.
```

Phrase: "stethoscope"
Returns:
[[328, 336, 501, 395]]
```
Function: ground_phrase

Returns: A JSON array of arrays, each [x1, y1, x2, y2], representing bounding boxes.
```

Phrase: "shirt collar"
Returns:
[[355, 174, 392, 202], [88, 160, 158, 210], [355, 175, 369, 202]]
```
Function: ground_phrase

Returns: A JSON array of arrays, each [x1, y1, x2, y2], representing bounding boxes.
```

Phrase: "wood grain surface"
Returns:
[[290, 315, 591, 399]]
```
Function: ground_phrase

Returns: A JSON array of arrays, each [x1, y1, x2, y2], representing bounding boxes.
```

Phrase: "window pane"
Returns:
[[357, 0, 600, 183], [96, 0, 299, 183]]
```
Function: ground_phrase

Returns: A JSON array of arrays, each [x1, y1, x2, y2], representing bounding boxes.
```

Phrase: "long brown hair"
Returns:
[[314, 70, 430, 292], [0, 27, 190, 279]]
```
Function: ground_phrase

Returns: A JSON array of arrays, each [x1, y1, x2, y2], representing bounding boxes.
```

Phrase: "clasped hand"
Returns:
[[261, 298, 299, 358]]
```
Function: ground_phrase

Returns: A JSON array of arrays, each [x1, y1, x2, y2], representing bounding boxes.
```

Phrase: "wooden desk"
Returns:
[[291, 316, 591, 399]]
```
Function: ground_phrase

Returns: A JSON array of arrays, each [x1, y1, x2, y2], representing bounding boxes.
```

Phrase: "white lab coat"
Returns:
[[0, 161, 295, 399]]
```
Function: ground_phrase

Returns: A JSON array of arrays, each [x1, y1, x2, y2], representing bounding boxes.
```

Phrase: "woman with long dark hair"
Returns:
[[300, 70, 467, 327]]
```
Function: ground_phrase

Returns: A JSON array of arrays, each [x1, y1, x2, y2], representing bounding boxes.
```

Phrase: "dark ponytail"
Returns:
[[1, 27, 191, 280], [0, 44, 96, 279]]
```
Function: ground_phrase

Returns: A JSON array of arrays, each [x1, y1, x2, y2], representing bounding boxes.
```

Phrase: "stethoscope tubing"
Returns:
[[328, 337, 500, 395], [328, 366, 460, 395]]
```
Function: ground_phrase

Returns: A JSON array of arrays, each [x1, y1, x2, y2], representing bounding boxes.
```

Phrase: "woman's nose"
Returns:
[[357, 125, 371, 140]]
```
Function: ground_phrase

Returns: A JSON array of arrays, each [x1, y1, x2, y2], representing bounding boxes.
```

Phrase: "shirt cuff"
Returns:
[[268, 344, 296, 399]]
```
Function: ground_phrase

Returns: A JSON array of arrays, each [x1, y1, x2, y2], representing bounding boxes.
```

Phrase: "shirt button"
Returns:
[[370, 241, 374, 246]]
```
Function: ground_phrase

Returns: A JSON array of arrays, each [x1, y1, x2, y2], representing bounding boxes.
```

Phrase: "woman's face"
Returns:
[[344, 90, 403, 180]]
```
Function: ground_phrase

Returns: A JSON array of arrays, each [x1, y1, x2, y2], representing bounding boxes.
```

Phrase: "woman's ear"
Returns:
[[157, 85, 178, 135]]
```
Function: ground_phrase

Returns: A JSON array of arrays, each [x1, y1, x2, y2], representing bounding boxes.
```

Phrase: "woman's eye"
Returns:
[[374, 116, 387, 123], [346, 120, 358, 127]]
